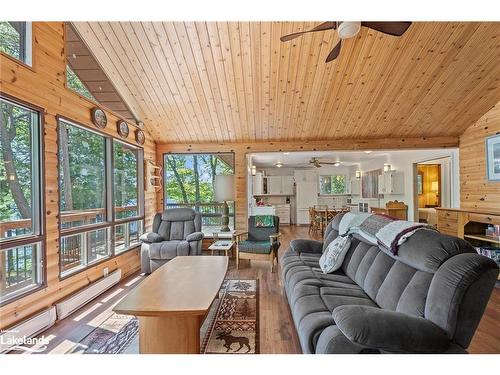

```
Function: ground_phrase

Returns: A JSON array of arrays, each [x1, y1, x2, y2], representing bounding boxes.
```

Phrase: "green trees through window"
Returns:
[[164, 153, 234, 228], [319, 175, 346, 195], [66, 65, 96, 101], [58, 119, 144, 276], [164, 154, 233, 204], [0, 22, 31, 65], [0, 97, 42, 302], [59, 120, 106, 229]]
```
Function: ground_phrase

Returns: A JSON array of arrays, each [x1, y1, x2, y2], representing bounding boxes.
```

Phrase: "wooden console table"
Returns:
[[113, 256, 228, 353], [371, 200, 408, 220], [436, 207, 500, 279]]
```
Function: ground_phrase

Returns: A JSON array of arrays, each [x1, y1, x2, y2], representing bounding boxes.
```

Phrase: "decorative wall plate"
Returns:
[[91, 107, 107, 129], [135, 129, 145, 145], [117, 120, 129, 139]]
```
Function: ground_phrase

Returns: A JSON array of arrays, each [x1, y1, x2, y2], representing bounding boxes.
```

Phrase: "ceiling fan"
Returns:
[[280, 21, 412, 63], [309, 157, 341, 168]]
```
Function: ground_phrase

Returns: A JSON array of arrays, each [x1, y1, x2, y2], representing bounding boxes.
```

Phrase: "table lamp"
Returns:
[[215, 174, 235, 232]]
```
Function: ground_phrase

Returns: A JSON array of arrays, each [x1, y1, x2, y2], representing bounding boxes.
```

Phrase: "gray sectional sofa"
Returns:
[[281, 213, 499, 354]]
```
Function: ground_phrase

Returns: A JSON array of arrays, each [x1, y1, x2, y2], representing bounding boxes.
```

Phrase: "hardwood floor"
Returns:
[[30, 225, 499, 354]]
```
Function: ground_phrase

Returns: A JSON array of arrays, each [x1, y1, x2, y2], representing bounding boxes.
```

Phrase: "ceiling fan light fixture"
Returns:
[[337, 21, 361, 39]]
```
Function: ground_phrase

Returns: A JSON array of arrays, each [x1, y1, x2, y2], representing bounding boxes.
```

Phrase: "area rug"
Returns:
[[201, 279, 259, 354], [67, 279, 258, 354]]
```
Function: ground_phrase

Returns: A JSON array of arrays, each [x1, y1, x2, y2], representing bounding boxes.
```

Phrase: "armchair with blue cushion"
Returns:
[[235, 215, 281, 272], [140, 208, 204, 273]]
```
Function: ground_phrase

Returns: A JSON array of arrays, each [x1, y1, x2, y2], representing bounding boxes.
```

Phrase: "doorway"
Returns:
[[413, 156, 452, 226]]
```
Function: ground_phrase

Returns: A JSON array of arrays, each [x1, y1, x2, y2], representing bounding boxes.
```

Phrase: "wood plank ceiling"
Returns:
[[72, 22, 500, 144]]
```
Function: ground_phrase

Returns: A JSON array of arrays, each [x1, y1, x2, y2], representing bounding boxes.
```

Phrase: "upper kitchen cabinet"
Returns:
[[259, 175, 295, 196], [252, 172, 263, 195], [378, 171, 404, 195]]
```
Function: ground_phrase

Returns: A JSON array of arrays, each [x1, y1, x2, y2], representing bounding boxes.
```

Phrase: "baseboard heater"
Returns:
[[56, 269, 122, 320], [0, 307, 57, 353]]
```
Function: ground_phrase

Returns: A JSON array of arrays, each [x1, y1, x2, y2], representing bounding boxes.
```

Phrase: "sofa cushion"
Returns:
[[319, 235, 351, 273], [238, 240, 278, 254], [149, 240, 190, 260], [333, 305, 450, 353]]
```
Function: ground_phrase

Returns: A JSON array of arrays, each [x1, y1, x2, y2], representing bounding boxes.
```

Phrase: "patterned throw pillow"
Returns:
[[319, 235, 351, 274]]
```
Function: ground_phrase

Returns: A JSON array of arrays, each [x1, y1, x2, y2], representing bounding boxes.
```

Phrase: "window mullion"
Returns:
[[107, 137, 114, 256]]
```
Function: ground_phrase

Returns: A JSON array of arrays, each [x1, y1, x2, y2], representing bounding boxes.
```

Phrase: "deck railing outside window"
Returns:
[[164, 202, 235, 229]]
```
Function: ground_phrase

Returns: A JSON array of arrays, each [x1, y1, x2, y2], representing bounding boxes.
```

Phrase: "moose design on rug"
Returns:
[[216, 329, 252, 353]]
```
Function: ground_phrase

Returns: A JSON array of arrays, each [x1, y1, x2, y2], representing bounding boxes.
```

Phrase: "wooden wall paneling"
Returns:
[[0, 22, 157, 329], [460, 102, 500, 211]]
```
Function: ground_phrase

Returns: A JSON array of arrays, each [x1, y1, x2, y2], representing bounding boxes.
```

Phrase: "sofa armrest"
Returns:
[[186, 232, 204, 242], [290, 239, 323, 254], [140, 232, 164, 244], [332, 305, 450, 353]]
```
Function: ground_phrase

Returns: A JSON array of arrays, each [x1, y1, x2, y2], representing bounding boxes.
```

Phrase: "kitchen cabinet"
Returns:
[[378, 171, 404, 195], [275, 204, 291, 225], [252, 173, 263, 195], [264, 175, 294, 195], [347, 178, 360, 195], [267, 176, 283, 195]]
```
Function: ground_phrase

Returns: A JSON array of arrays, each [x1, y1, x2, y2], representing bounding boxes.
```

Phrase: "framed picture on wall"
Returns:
[[486, 134, 500, 181]]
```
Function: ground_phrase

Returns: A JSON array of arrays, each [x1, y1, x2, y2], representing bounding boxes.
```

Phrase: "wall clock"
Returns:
[[91, 107, 107, 129], [135, 129, 145, 145], [117, 120, 129, 139]]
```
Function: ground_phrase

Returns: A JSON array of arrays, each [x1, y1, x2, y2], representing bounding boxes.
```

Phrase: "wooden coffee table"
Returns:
[[113, 256, 228, 353]]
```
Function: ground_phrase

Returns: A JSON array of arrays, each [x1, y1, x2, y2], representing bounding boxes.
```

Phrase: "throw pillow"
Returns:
[[319, 235, 351, 274]]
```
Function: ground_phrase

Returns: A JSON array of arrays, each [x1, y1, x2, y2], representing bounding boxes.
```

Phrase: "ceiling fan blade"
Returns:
[[325, 40, 342, 62], [280, 21, 337, 42], [361, 22, 412, 36]]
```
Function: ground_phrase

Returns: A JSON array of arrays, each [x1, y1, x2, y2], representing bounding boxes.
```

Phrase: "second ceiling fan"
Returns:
[[280, 21, 412, 63]]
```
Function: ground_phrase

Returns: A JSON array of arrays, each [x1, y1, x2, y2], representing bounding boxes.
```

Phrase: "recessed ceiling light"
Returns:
[[283, 152, 290, 155], [275, 161, 283, 168], [364, 151, 372, 154], [333, 162, 341, 167]]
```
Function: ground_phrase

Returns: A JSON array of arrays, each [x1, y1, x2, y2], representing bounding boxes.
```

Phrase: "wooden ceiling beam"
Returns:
[[157, 136, 459, 154]]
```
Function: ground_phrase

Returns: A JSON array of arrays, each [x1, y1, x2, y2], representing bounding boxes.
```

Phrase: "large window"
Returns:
[[164, 153, 234, 230], [0, 96, 43, 304], [0, 22, 32, 66], [319, 175, 347, 195], [59, 121, 106, 229], [58, 119, 143, 277]]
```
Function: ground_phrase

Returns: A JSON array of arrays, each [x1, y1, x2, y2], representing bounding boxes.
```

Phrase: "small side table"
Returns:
[[208, 240, 235, 257]]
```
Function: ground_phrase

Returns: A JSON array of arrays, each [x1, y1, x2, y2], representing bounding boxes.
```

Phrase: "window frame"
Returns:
[[318, 174, 348, 195], [0, 92, 45, 306], [0, 22, 33, 68], [57, 116, 144, 279]]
